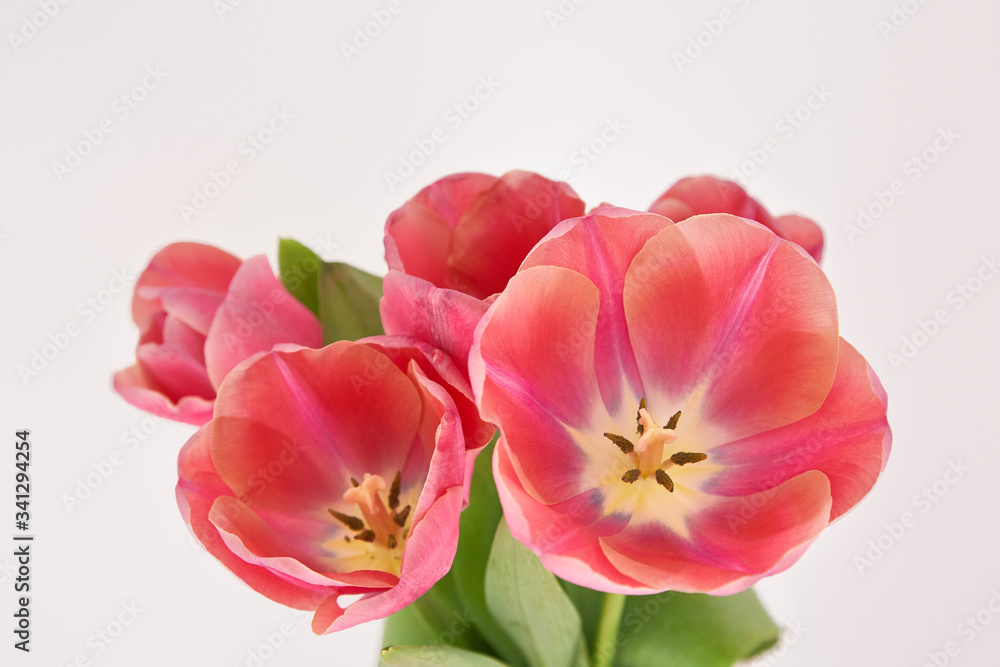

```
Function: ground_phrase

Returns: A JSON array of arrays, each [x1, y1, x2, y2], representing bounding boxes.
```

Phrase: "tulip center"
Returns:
[[328, 472, 412, 565], [603, 398, 708, 493]]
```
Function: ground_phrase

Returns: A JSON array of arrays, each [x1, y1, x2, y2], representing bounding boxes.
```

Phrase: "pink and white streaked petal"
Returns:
[[625, 215, 838, 440]]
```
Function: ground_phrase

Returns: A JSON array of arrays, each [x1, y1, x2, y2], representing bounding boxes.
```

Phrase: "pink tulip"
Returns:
[[381, 171, 585, 375], [176, 338, 492, 633], [650, 175, 825, 262], [114, 242, 323, 425], [470, 207, 890, 595]]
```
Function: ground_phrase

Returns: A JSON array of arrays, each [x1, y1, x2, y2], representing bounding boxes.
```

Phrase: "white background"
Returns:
[[1, 1, 998, 665]]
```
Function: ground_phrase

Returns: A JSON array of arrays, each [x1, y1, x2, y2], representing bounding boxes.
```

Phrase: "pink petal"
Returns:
[[177, 428, 333, 611], [154, 288, 227, 336], [447, 171, 586, 299], [773, 214, 824, 262], [113, 364, 214, 425], [471, 266, 604, 504], [600, 470, 832, 592], [132, 242, 241, 327], [379, 271, 490, 377], [649, 176, 774, 224], [494, 441, 653, 594], [209, 344, 423, 514], [162, 313, 207, 365], [204, 255, 323, 389], [706, 339, 891, 520], [519, 206, 672, 412], [135, 342, 215, 401], [624, 214, 839, 439]]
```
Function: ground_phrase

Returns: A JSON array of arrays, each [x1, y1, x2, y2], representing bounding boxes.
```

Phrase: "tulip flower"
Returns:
[[650, 175, 824, 262], [114, 242, 323, 425], [470, 207, 890, 594], [380, 170, 585, 375], [176, 338, 492, 633]]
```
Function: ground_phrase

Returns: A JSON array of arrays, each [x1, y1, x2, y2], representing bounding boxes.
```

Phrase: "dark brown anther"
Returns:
[[655, 469, 675, 492], [388, 471, 402, 510], [329, 509, 365, 531], [344, 536, 351, 543], [622, 469, 641, 484], [664, 411, 682, 430], [670, 451, 707, 466], [354, 530, 376, 542], [604, 432, 635, 454], [636, 397, 647, 435], [387, 534, 398, 549], [350, 477, 360, 487], [393, 505, 411, 527]]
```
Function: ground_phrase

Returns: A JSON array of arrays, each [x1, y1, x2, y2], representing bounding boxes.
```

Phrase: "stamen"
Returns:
[[387, 534, 398, 549], [350, 477, 360, 487], [655, 469, 675, 492], [636, 397, 647, 435], [670, 452, 707, 466], [664, 411, 682, 430], [328, 509, 365, 531], [388, 471, 401, 510], [354, 530, 376, 542], [604, 432, 635, 454], [622, 469, 641, 484], [393, 505, 411, 527]]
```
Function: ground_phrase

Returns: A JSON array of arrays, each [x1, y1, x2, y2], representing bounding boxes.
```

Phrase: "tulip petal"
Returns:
[[204, 255, 323, 389], [519, 206, 671, 413], [379, 271, 490, 377], [113, 364, 214, 425], [132, 242, 241, 327], [471, 266, 605, 504], [600, 470, 832, 592], [706, 339, 891, 520], [447, 171, 586, 298], [494, 441, 654, 595], [773, 214, 824, 262], [209, 345, 422, 513], [649, 176, 774, 225], [625, 214, 839, 440]]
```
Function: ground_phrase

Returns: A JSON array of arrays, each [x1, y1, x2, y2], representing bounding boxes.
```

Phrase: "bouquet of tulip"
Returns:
[[114, 172, 890, 667]]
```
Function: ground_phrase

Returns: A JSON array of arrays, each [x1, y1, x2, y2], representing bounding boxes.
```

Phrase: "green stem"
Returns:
[[593, 593, 627, 667]]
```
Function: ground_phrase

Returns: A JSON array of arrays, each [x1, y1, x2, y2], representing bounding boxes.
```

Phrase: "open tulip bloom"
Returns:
[[471, 206, 890, 595], [115, 171, 891, 666]]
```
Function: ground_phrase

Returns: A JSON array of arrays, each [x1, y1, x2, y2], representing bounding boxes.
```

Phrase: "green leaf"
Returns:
[[317, 261, 384, 344], [449, 436, 525, 666], [382, 570, 491, 655], [277, 238, 322, 316], [380, 645, 510, 667], [484, 519, 586, 667], [611, 589, 779, 667]]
